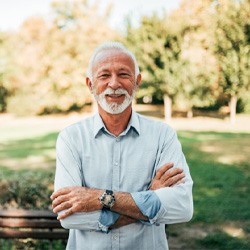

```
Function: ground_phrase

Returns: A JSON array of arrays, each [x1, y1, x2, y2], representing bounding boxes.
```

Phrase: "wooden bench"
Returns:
[[0, 209, 68, 241]]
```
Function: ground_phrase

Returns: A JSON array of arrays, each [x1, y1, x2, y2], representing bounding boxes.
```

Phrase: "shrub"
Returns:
[[0, 169, 54, 209]]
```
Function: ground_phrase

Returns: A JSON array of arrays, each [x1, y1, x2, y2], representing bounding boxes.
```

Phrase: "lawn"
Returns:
[[0, 118, 249, 249], [172, 131, 250, 250]]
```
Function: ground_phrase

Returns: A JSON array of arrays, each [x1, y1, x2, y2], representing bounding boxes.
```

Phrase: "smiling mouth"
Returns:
[[106, 94, 124, 98]]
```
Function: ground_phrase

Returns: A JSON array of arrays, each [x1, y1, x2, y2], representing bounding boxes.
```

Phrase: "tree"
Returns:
[[212, 0, 250, 123], [7, 0, 118, 115], [125, 7, 219, 121], [125, 15, 186, 122], [0, 32, 18, 112], [169, 0, 219, 117]]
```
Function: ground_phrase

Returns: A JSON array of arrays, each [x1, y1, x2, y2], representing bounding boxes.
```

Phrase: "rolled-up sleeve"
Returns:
[[131, 191, 161, 224], [153, 128, 193, 224], [55, 129, 102, 231], [132, 128, 193, 225]]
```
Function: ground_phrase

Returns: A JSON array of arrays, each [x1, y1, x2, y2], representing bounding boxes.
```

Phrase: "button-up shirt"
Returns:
[[54, 111, 193, 250]]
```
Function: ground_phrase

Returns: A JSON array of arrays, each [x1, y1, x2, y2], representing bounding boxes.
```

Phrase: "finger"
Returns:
[[164, 172, 185, 187], [53, 201, 71, 214], [51, 187, 73, 200], [154, 163, 174, 180], [57, 208, 73, 220], [160, 168, 183, 182], [171, 179, 185, 187], [52, 194, 68, 208]]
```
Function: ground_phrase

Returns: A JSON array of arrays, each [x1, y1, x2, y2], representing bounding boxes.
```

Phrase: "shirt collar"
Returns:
[[93, 110, 140, 138]]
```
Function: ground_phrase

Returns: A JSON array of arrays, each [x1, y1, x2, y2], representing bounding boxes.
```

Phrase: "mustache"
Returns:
[[102, 88, 129, 95]]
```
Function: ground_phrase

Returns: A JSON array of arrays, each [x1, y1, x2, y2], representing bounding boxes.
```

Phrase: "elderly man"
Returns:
[[51, 42, 193, 250]]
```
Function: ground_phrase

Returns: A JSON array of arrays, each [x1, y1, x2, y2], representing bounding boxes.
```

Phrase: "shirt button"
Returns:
[[112, 235, 118, 240], [116, 138, 120, 142], [114, 162, 118, 166]]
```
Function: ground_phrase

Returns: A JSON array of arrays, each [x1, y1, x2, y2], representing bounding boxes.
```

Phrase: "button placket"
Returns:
[[111, 137, 121, 250], [112, 137, 121, 191]]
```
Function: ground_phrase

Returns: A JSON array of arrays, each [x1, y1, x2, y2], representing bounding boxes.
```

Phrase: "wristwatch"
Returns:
[[99, 190, 116, 209]]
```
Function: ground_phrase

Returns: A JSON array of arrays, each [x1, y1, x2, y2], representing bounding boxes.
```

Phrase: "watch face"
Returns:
[[100, 190, 115, 208], [103, 195, 113, 204]]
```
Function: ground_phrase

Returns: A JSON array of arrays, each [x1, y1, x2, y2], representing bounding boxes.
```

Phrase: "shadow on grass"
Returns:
[[178, 131, 250, 223], [198, 230, 250, 250], [0, 132, 58, 160], [179, 131, 250, 248], [0, 130, 249, 248]]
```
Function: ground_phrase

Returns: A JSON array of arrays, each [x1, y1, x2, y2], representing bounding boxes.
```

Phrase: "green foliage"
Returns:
[[0, 132, 58, 208], [0, 168, 54, 209], [198, 230, 250, 250], [125, 15, 185, 100], [5, 0, 118, 115], [0, 85, 8, 111], [125, 2, 220, 112], [213, 0, 250, 98], [0, 238, 67, 250], [0, 32, 17, 112], [1, 0, 250, 115]]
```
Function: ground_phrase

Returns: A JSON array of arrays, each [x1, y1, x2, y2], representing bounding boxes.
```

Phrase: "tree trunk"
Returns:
[[187, 109, 193, 118], [164, 94, 172, 123], [229, 95, 237, 124]]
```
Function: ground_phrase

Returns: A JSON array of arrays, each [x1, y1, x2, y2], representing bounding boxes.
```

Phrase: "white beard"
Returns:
[[93, 87, 136, 115]]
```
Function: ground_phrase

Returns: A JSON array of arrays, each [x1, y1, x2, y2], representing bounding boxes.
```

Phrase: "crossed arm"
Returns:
[[51, 163, 185, 229]]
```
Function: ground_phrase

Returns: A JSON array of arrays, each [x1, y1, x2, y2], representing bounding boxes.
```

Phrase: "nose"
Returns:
[[108, 75, 121, 90]]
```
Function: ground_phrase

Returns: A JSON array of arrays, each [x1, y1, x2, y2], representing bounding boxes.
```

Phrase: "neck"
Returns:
[[98, 105, 132, 137]]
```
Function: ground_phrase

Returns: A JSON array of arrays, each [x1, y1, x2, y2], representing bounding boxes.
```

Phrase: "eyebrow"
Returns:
[[118, 67, 132, 72], [96, 69, 110, 75]]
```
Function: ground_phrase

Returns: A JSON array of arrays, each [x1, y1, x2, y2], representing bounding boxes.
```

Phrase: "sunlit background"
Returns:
[[0, 0, 249, 249], [0, 0, 180, 31]]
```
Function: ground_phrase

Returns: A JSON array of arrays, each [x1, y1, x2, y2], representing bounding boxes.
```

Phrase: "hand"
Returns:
[[109, 215, 137, 230], [149, 163, 185, 190], [51, 187, 103, 220]]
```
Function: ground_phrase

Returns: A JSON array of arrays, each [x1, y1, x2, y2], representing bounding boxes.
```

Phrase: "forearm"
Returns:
[[109, 215, 137, 229], [111, 192, 148, 221], [59, 211, 101, 230]]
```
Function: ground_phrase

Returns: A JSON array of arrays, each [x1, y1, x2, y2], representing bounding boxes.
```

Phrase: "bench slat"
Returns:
[[0, 210, 56, 219], [0, 210, 68, 240], [0, 219, 62, 229], [0, 230, 69, 240]]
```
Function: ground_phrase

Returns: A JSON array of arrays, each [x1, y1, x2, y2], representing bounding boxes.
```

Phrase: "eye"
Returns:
[[99, 74, 110, 79], [119, 73, 130, 78]]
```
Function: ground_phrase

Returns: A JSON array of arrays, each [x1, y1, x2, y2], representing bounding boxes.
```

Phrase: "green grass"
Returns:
[[0, 132, 58, 171], [0, 127, 250, 249], [178, 131, 250, 224], [170, 131, 250, 249], [198, 230, 250, 250]]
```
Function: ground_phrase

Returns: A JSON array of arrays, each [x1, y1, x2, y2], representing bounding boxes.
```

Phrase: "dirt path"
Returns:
[[1, 107, 249, 139]]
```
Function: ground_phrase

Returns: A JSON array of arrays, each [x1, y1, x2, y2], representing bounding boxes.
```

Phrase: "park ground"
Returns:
[[0, 104, 250, 250], [1, 104, 250, 137]]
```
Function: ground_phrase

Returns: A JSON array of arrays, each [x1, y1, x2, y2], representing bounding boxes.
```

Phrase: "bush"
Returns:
[[0, 169, 54, 209], [0, 85, 8, 112]]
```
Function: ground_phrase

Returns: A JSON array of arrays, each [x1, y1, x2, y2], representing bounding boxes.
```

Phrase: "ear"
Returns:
[[86, 77, 93, 93], [135, 74, 142, 90]]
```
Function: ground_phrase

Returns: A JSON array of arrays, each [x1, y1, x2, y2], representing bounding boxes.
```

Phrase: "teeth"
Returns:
[[107, 94, 122, 97]]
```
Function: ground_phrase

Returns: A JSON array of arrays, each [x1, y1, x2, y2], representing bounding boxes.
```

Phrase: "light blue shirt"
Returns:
[[54, 111, 193, 250]]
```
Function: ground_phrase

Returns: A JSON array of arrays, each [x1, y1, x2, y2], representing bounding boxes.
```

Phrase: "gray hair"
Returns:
[[87, 41, 140, 80]]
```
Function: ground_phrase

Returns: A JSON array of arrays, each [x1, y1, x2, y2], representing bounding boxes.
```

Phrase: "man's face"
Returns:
[[89, 50, 140, 115]]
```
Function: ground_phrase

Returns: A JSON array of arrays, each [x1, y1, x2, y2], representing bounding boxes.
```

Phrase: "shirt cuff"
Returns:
[[98, 209, 120, 233], [131, 190, 161, 225]]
